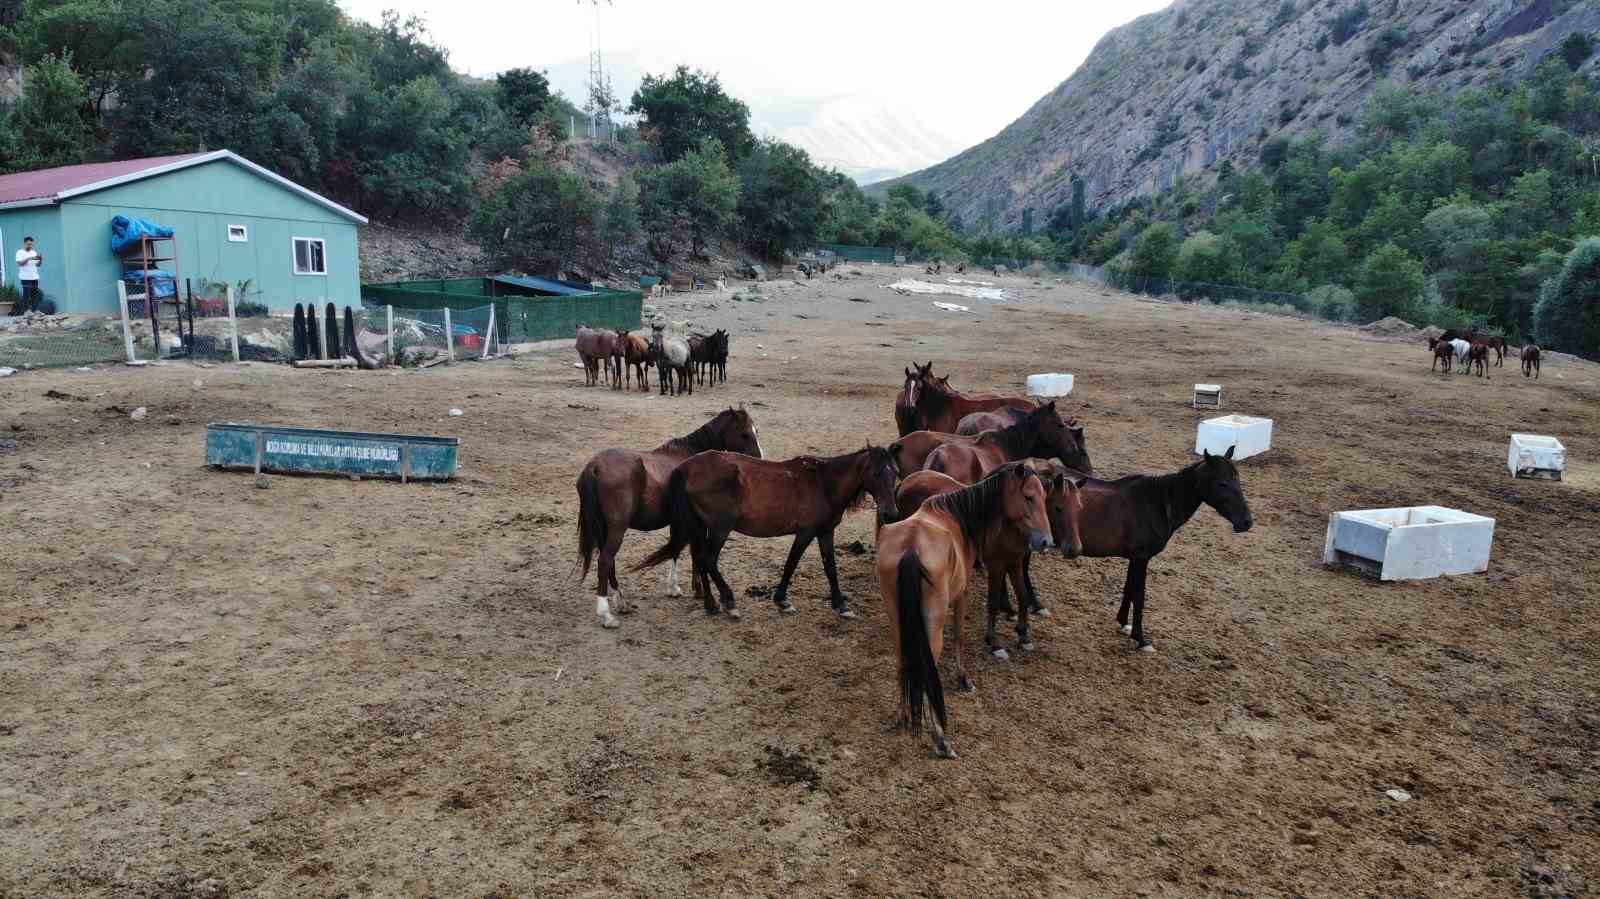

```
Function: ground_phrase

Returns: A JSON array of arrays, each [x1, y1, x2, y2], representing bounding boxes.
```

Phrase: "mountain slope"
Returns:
[[879, 0, 1600, 229]]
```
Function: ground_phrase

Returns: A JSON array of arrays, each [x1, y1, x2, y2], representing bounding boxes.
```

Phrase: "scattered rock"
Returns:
[[110, 553, 134, 566], [44, 389, 88, 402], [163, 415, 181, 426], [129, 406, 148, 421], [448, 408, 464, 416], [1384, 788, 1412, 802], [254, 475, 271, 489], [1359, 317, 1422, 339]]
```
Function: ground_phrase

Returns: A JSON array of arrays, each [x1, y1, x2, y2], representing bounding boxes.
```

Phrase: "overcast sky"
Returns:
[[339, 0, 1174, 177]]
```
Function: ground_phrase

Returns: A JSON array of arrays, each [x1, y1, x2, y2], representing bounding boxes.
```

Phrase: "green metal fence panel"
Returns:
[[822, 244, 897, 263], [361, 281, 641, 344]]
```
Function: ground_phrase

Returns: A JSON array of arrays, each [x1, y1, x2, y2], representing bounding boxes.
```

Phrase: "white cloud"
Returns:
[[340, 0, 1173, 180]]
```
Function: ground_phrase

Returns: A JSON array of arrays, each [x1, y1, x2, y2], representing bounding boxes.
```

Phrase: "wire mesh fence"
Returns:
[[357, 303, 497, 366], [0, 312, 132, 370]]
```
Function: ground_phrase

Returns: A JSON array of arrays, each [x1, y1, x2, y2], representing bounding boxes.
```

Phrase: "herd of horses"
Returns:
[[1426, 328, 1541, 379], [575, 323, 730, 395], [575, 364, 1255, 758]]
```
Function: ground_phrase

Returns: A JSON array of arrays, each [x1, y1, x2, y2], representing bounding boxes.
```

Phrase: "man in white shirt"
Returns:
[[14, 236, 42, 314]]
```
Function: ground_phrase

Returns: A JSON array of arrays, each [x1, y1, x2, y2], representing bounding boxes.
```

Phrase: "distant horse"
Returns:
[[904, 370, 1035, 434], [895, 466, 1085, 658], [635, 446, 900, 619], [1522, 344, 1541, 379], [890, 402, 1091, 478], [621, 331, 651, 391], [1430, 338, 1454, 373], [895, 362, 935, 437], [1074, 447, 1253, 651], [576, 408, 764, 628], [650, 323, 692, 395], [875, 463, 1054, 758], [576, 325, 616, 387], [712, 330, 729, 383], [1483, 335, 1508, 367], [1448, 338, 1472, 372], [690, 329, 726, 386], [1465, 342, 1490, 377]]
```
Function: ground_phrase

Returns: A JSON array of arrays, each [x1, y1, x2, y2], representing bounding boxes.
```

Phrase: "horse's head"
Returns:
[[914, 361, 935, 382], [713, 407, 763, 458], [1026, 402, 1093, 475], [1428, 336, 1440, 350], [860, 445, 900, 520], [1196, 447, 1253, 533], [901, 366, 922, 407], [997, 463, 1053, 552], [1043, 468, 1086, 559]]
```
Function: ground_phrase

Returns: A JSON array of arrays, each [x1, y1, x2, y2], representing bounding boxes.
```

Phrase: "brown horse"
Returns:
[[1522, 344, 1541, 379], [635, 446, 900, 619], [1484, 335, 1508, 367], [895, 362, 934, 437], [895, 467, 1085, 658], [925, 402, 1088, 483], [905, 371, 1035, 434], [576, 408, 764, 628], [875, 463, 1053, 758], [575, 326, 617, 387], [1430, 338, 1454, 373], [890, 403, 1090, 478], [621, 331, 652, 391], [1465, 342, 1490, 377], [1072, 447, 1253, 651]]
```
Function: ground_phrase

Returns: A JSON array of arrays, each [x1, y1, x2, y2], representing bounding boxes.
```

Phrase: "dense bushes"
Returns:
[[1534, 238, 1600, 355]]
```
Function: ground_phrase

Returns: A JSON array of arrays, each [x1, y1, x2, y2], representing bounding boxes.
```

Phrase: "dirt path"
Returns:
[[3, 268, 1598, 897]]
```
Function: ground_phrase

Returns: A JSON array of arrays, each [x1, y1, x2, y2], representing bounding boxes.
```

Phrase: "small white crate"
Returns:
[[1508, 434, 1565, 481], [1026, 373, 1074, 398], [1323, 506, 1495, 581], [1195, 414, 1272, 460], [1193, 383, 1223, 409]]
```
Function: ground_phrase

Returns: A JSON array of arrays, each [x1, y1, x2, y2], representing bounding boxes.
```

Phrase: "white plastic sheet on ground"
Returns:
[[945, 277, 996, 286], [887, 279, 1007, 301]]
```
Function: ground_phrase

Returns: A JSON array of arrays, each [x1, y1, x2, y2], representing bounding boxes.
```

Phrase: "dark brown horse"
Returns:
[[621, 331, 651, 391], [890, 403, 1090, 478], [1522, 344, 1541, 379], [905, 371, 1035, 434], [924, 401, 1088, 484], [576, 408, 764, 628], [635, 446, 900, 619], [1465, 342, 1490, 377], [875, 463, 1053, 758], [1430, 338, 1454, 373], [1484, 335, 1508, 367], [1071, 447, 1253, 651], [895, 362, 935, 437]]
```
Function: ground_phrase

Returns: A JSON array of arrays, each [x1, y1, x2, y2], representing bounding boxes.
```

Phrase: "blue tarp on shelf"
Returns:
[[124, 269, 176, 299], [110, 214, 175, 255]]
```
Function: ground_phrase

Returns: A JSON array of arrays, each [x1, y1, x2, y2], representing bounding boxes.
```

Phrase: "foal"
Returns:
[[1522, 344, 1541, 379], [636, 446, 900, 619], [876, 463, 1053, 758]]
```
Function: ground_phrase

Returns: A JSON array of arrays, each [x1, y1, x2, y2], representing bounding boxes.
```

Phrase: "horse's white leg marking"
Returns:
[[596, 594, 619, 629], [1120, 624, 1133, 635], [667, 558, 683, 597]]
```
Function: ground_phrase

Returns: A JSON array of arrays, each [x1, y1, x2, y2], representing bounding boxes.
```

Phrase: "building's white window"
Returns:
[[292, 237, 326, 275], [227, 224, 248, 242]]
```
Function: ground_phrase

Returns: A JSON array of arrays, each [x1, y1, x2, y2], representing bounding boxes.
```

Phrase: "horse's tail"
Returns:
[[896, 550, 945, 733], [634, 466, 698, 570], [576, 462, 606, 584]]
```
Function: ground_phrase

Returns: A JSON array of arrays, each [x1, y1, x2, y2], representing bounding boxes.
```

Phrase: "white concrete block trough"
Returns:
[[1508, 434, 1565, 481], [1195, 414, 1272, 460], [1323, 506, 1496, 581], [1026, 373, 1074, 398], [1193, 383, 1223, 409]]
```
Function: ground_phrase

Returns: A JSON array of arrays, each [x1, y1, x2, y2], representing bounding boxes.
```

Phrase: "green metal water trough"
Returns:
[[206, 422, 459, 482]]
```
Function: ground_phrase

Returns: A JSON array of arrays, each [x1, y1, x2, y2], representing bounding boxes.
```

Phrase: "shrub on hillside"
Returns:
[[1533, 237, 1600, 358], [1354, 243, 1424, 321], [1307, 284, 1356, 321], [1174, 230, 1233, 284], [1126, 222, 1180, 280]]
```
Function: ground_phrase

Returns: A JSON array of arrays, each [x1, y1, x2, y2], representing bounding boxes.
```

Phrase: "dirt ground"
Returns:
[[3, 267, 1599, 898]]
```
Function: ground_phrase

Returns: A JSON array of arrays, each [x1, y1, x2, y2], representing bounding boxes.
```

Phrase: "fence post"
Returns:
[[386, 305, 394, 364], [483, 305, 496, 359], [318, 302, 329, 361], [443, 307, 455, 362], [116, 280, 136, 363], [226, 284, 241, 363]]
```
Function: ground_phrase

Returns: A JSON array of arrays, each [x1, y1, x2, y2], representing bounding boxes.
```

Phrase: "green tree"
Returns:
[[496, 67, 553, 126], [639, 138, 740, 256], [600, 175, 641, 256], [924, 190, 945, 219], [1533, 236, 1600, 358], [15, 0, 142, 117], [471, 162, 600, 274], [1561, 31, 1594, 72], [628, 65, 752, 163], [737, 138, 824, 260], [1125, 222, 1180, 280], [1354, 243, 1424, 321], [5, 53, 91, 171], [1174, 230, 1233, 283], [341, 75, 472, 218]]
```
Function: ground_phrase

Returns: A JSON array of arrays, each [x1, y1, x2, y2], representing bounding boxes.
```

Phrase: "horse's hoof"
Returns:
[[933, 740, 958, 759], [600, 615, 620, 629], [836, 607, 857, 620], [778, 603, 798, 614], [1139, 642, 1156, 653], [704, 607, 720, 617], [727, 608, 743, 621], [989, 647, 1010, 661], [1120, 624, 1133, 635], [668, 586, 683, 598], [1019, 641, 1035, 653], [1033, 607, 1052, 618]]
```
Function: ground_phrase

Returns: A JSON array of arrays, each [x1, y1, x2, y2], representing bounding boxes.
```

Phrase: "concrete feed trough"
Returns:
[[1508, 434, 1565, 481], [1323, 506, 1495, 581], [1195, 414, 1272, 459], [1026, 373, 1074, 398]]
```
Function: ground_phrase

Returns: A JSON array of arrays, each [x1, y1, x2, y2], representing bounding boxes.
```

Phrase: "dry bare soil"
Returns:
[[3, 269, 1599, 898]]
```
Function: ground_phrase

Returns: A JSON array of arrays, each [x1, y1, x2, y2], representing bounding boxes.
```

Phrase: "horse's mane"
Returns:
[[926, 462, 1026, 549], [991, 405, 1051, 458], [674, 409, 740, 453]]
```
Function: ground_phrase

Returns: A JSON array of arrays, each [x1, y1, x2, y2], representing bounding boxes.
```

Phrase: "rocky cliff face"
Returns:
[[881, 0, 1600, 229]]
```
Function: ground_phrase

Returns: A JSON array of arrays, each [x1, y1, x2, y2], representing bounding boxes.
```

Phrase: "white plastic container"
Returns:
[[1195, 414, 1272, 460], [1026, 373, 1074, 397], [1193, 383, 1223, 409], [1508, 434, 1565, 481], [1323, 506, 1495, 581]]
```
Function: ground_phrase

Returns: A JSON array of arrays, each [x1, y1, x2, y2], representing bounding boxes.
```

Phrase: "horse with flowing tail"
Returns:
[[895, 362, 935, 437], [875, 463, 1054, 758], [905, 371, 1035, 434], [620, 330, 651, 391], [575, 408, 764, 628], [650, 323, 693, 395], [690, 329, 726, 386], [1522, 344, 1541, 379], [634, 446, 900, 619], [712, 330, 730, 383], [1072, 447, 1253, 651], [576, 326, 616, 387]]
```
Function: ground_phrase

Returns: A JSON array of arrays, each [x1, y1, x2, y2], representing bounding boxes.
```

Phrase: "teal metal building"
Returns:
[[0, 151, 366, 314]]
